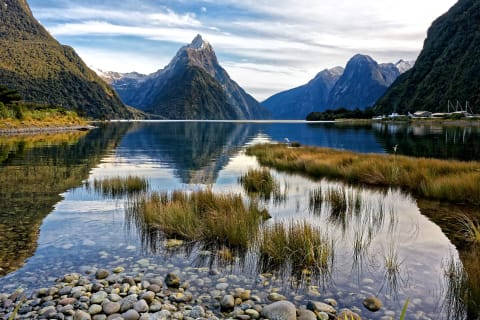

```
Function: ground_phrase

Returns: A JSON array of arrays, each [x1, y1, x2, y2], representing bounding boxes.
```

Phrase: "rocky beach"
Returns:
[[0, 260, 392, 320]]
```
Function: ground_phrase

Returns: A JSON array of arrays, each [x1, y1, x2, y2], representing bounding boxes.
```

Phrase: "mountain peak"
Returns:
[[189, 34, 208, 49]]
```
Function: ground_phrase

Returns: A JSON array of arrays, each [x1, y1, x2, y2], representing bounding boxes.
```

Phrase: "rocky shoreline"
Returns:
[[0, 125, 95, 135], [0, 266, 387, 320]]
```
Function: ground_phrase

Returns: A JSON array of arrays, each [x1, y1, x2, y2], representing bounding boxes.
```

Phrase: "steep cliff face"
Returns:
[[263, 54, 411, 119], [262, 67, 344, 119], [376, 0, 480, 114], [0, 0, 132, 119], [106, 35, 270, 120], [327, 54, 400, 111]]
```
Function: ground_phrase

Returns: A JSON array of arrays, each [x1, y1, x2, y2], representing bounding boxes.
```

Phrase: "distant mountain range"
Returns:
[[262, 55, 413, 119], [99, 35, 270, 120], [0, 0, 132, 119], [376, 0, 480, 114]]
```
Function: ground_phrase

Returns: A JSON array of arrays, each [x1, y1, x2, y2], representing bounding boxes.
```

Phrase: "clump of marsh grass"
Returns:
[[247, 143, 480, 206], [125, 189, 269, 250], [239, 168, 282, 201], [456, 214, 480, 245], [91, 175, 149, 197], [259, 220, 334, 274]]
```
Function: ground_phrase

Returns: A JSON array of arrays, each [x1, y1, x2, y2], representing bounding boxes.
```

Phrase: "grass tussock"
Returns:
[[259, 220, 333, 273], [239, 168, 283, 201], [247, 143, 480, 206], [126, 189, 269, 249], [91, 176, 149, 197], [456, 214, 480, 245]]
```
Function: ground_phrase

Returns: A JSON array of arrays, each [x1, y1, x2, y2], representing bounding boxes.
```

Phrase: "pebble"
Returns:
[[268, 292, 287, 302], [261, 301, 296, 320], [220, 295, 235, 310], [363, 296, 382, 312]]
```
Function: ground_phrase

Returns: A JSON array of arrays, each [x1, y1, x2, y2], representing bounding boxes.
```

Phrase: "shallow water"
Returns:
[[1, 121, 479, 319]]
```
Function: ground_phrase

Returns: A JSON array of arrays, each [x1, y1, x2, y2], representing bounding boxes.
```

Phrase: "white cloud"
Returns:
[[31, 0, 457, 100]]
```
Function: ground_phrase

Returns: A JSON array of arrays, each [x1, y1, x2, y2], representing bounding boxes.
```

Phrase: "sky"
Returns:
[[29, 0, 457, 101]]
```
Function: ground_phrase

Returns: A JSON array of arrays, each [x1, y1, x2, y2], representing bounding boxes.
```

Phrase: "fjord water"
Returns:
[[1, 121, 479, 319]]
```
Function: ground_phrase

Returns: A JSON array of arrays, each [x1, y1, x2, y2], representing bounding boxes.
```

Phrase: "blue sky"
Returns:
[[29, 0, 457, 100]]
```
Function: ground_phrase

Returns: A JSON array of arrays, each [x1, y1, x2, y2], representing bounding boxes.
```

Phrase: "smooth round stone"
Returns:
[[245, 309, 260, 319], [103, 301, 121, 315], [261, 301, 297, 320], [216, 283, 229, 290], [165, 273, 181, 288], [93, 315, 107, 320], [96, 269, 110, 280], [113, 267, 125, 274], [149, 301, 163, 313], [137, 259, 150, 267], [221, 295, 235, 310], [363, 296, 382, 312], [59, 286, 73, 296], [190, 306, 205, 318], [75, 310, 92, 320], [122, 309, 140, 320], [306, 301, 336, 314], [140, 291, 155, 304], [297, 309, 316, 320], [147, 284, 161, 293], [89, 304, 103, 315], [91, 292, 108, 304], [59, 297, 77, 305], [134, 299, 149, 313], [267, 293, 287, 302], [109, 293, 122, 302]]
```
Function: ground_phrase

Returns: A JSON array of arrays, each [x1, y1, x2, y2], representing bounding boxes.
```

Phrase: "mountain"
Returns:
[[262, 67, 344, 120], [263, 55, 412, 119], [104, 35, 270, 120], [0, 0, 132, 119], [326, 54, 400, 111], [375, 0, 480, 114]]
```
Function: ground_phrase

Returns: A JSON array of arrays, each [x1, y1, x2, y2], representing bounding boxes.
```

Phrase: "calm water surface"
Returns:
[[1, 121, 479, 319]]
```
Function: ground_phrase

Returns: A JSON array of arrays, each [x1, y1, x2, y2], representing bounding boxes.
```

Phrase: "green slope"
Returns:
[[146, 65, 238, 120], [375, 0, 480, 114], [0, 0, 132, 119]]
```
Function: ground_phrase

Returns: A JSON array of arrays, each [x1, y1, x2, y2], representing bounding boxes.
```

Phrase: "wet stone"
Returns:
[[89, 304, 103, 315], [298, 309, 317, 320], [123, 309, 140, 320], [75, 310, 92, 320], [96, 269, 110, 280], [261, 301, 296, 320], [221, 295, 235, 310], [134, 299, 149, 313], [165, 273, 181, 288], [103, 301, 121, 315], [363, 296, 382, 312], [307, 301, 337, 314], [268, 293, 287, 302]]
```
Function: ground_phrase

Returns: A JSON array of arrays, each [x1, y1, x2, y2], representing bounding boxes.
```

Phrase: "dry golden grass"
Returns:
[[126, 189, 268, 249], [247, 144, 480, 205], [259, 220, 333, 272], [0, 109, 86, 130]]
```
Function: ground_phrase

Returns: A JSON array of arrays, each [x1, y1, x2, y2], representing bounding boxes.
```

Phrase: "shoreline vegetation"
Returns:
[[0, 85, 89, 135], [246, 143, 480, 206]]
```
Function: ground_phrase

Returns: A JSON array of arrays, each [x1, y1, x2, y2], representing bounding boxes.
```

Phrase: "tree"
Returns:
[[0, 85, 22, 104]]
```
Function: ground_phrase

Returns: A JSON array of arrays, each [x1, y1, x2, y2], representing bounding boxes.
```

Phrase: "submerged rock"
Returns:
[[363, 296, 382, 312], [164, 272, 181, 288], [261, 301, 297, 320]]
